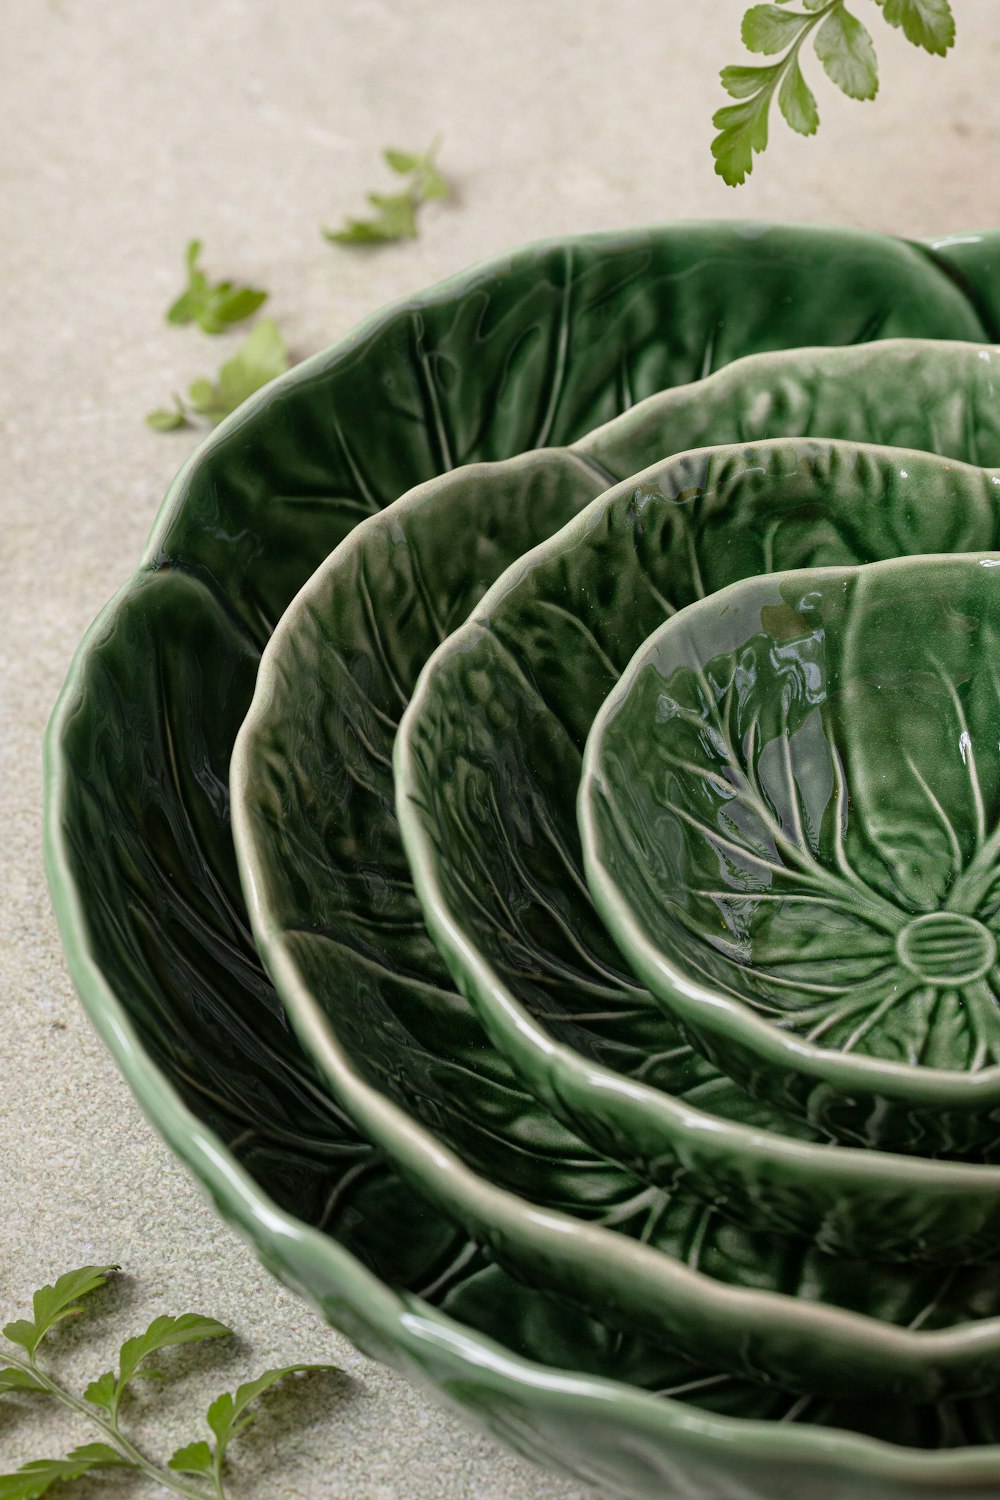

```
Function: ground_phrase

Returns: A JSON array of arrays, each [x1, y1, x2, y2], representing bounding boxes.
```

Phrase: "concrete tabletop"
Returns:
[[4, 1, 1000, 1494]]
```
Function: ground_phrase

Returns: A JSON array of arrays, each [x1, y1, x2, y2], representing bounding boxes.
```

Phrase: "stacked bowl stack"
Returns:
[[45, 222, 1000, 1500]]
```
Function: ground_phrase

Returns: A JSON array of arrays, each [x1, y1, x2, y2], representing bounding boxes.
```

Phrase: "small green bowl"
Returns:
[[581, 552, 1000, 1153]]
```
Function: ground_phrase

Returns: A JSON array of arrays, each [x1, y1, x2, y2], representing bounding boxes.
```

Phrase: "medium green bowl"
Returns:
[[44, 225, 1000, 1497], [581, 553, 1000, 1154]]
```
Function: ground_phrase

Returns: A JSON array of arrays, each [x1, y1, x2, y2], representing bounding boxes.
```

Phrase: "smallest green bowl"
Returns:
[[580, 552, 1000, 1155]]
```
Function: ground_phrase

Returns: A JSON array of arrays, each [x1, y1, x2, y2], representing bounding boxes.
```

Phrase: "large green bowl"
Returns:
[[581, 552, 1000, 1153], [45, 225, 1000, 1497]]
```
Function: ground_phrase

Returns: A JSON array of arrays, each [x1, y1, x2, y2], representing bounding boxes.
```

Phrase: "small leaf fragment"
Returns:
[[167, 1440, 214, 1476], [719, 61, 779, 100], [165, 240, 268, 334], [214, 319, 290, 411], [2, 1267, 118, 1358], [324, 139, 447, 245], [176, 320, 290, 428], [116, 1313, 231, 1399], [206, 1364, 338, 1460], [742, 3, 809, 54], [384, 147, 422, 173], [210, 285, 268, 327], [815, 5, 880, 100], [711, 90, 773, 186], [0, 1444, 129, 1500], [82, 1369, 116, 1412], [778, 56, 820, 135], [0, 1369, 46, 1396], [874, 0, 954, 54], [146, 400, 189, 431]]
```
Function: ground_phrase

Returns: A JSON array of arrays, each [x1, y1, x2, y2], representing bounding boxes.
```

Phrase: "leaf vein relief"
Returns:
[[593, 556, 1000, 1072]]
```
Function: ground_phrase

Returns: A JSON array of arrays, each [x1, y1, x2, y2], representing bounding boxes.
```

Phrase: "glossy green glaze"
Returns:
[[582, 553, 1000, 1154], [370, 340, 1000, 1260], [230, 345, 1000, 1284], [237, 434, 1000, 1403], [397, 440, 1000, 1187], [44, 225, 1000, 1496]]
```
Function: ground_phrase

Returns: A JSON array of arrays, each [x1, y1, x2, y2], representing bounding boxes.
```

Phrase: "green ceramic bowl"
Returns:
[[581, 552, 1000, 1157], [45, 224, 1000, 1498], [237, 429, 1000, 1404], [230, 343, 1000, 1278], [396, 438, 1000, 1186], [363, 339, 1000, 1262]]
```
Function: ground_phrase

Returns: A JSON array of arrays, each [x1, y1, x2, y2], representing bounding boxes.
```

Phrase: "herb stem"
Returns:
[[3, 1352, 212, 1500], [212, 1450, 228, 1500]]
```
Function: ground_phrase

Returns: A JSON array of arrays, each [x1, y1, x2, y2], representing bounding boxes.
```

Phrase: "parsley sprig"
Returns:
[[166, 241, 268, 335], [323, 138, 449, 244], [713, 0, 956, 185], [0, 1265, 339, 1499], [146, 318, 290, 431]]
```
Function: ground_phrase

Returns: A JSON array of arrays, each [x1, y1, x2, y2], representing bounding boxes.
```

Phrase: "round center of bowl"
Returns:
[[895, 912, 997, 986]]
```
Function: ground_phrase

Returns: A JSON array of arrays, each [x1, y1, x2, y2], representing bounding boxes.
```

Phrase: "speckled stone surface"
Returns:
[[4, 1, 1000, 1493]]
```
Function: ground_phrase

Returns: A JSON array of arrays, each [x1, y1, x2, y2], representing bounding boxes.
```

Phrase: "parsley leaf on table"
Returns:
[[167, 240, 268, 335], [146, 319, 290, 431], [323, 138, 449, 244]]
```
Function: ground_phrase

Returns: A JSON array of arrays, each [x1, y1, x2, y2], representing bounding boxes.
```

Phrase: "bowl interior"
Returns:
[[584, 553, 1000, 1077]]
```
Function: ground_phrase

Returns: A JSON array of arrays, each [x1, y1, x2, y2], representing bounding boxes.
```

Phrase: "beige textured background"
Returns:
[[4, 1, 1000, 1494]]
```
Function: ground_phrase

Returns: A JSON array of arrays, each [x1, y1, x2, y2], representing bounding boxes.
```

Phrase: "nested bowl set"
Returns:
[[45, 223, 1000, 1498]]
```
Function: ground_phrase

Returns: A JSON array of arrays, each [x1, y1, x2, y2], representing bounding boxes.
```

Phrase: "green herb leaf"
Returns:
[[711, 86, 774, 186], [84, 1314, 230, 1420], [167, 1440, 214, 1476], [0, 1369, 46, 1396], [324, 190, 418, 244], [778, 55, 820, 134], [384, 147, 422, 173], [815, 4, 879, 99], [145, 399, 190, 431], [0, 1444, 129, 1500], [742, 3, 810, 53], [219, 319, 289, 407], [117, 1314, 230, 1399], [166, 240, 268, 335], [324, 139, 448, 245], [206, 1365, 336, 1462], [2, 1268, 118, 1359], [719, 61, 780, 99], [184, 318, 290, 425], [873, 0, 954, 53], [714, 0, 898, 183], [81, 1370, 116, 1413]]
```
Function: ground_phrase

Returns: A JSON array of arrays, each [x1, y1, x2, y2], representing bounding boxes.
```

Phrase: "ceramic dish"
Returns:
[[45, 224, 1000, 1496], [396, 438, 1000, 1189], [232, 338, 1000, 1269], [581, 552, 1000, 1156], [234, 431, 1000, 1402]]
